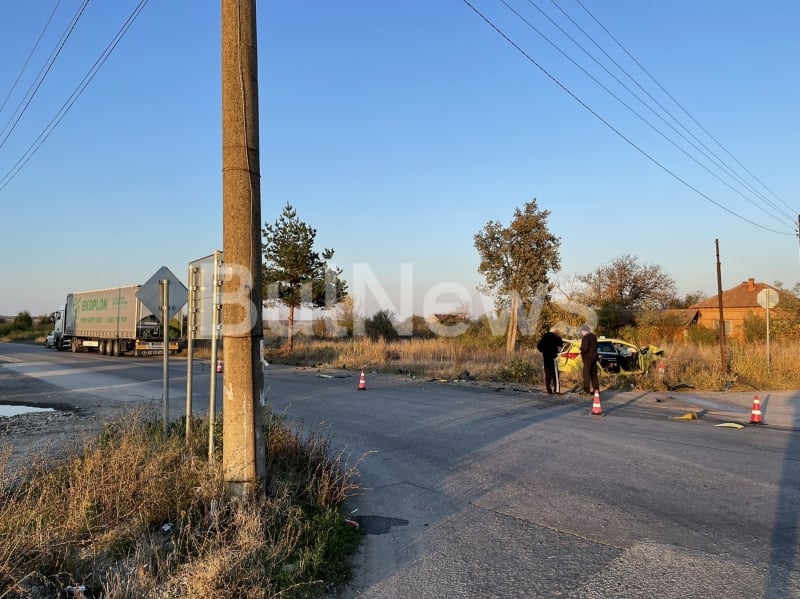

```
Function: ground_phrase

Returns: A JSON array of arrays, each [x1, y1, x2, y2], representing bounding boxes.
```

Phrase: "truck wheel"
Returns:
[[71, 338, 79, 353], [98, 341, 106, 355], [112, 340, 120, 356]]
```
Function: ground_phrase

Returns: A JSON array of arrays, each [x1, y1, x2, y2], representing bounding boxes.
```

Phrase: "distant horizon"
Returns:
[[4, 273, 793, 324]]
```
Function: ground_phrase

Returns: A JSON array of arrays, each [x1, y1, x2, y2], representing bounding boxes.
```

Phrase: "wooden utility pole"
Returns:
[[221, 0, 266, 497], [715, 239, 727, 374]]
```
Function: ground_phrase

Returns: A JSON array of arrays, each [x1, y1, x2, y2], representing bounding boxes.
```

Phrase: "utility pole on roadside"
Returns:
[[715, 239, 727, 375], [221, 0, 266, 497]]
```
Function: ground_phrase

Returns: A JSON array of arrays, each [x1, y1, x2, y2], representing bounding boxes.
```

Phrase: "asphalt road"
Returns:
[[2, 342, 799, 598]]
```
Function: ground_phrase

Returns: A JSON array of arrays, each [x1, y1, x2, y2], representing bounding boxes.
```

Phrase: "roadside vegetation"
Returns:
[[4, 307, 798, 392], [0, 311, 51, 343], [0, 413, 361, 598], [263, 322, 800, 392]]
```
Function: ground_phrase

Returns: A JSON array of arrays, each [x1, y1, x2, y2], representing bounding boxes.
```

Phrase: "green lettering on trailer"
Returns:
[[80, 298, 109, 312]]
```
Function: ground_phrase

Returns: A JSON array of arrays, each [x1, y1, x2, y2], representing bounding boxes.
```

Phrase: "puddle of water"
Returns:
[[0, 405, 55, 417]]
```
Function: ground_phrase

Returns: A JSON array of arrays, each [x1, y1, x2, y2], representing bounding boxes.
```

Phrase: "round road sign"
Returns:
[[757, 288, 779, 309]]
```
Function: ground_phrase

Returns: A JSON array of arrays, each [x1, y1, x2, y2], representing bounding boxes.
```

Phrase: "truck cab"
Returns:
[[49, 306, 67, 350]]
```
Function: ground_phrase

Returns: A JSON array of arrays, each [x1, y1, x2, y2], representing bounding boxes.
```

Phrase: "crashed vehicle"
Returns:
[[558, 337, 664, 375]]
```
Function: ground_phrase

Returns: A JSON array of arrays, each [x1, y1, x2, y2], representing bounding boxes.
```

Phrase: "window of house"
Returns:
[[713, 320, 732, 335]]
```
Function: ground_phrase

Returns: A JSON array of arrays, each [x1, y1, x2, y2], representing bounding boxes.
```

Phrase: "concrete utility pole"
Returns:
[[221, 0, 266, 497]]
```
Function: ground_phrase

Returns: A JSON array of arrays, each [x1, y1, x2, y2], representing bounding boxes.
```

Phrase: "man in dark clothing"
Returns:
[[579, 325, 600, 393], [537, 327, 563, 394]]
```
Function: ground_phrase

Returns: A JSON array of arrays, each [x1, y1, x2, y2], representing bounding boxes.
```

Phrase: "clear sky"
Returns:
[[1, 1, 798, 320]]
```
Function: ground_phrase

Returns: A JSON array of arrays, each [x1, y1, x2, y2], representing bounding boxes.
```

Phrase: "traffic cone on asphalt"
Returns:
[[358, 370, 366, 391], [216, 358, 223, 374], [591, 389, 602, 416], [750, 395, 763, 425]]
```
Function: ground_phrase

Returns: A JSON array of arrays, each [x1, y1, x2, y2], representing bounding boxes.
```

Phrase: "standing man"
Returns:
[[537, 326, 563, 394], [579, 324, 600, 394]]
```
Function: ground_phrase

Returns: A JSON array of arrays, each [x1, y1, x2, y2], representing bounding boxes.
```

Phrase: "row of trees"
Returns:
[[472, 200, 705, 352], [260, 201, 797, 351]]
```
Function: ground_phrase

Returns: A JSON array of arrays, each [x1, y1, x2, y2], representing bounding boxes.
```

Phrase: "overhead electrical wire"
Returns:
[[0, 0, 150, 192], [0, 0, 90, 151], [499, 0, 794, 232], [571, 0, 797, 221], [551, 0, 797, 226], [0, 0, 64, 117], [461, 0, 796, 236], [528, 0, 797, 228]]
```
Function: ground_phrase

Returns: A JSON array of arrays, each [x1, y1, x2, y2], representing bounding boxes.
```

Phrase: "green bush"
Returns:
[[686, 324, 718, 345], [364, 310, 398, 341], [462, 315, 505, 347], [13, 311, 33, 330], [408, 314, 436, 339], [497, 355, 537, 383], [744, 313, 768, 342]]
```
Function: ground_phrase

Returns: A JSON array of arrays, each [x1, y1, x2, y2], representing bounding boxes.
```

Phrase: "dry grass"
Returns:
[[0, 411, 361, 599], [266, 336, 800, 391], [269, 337, 530, 382], [662, 340, 800, 391]]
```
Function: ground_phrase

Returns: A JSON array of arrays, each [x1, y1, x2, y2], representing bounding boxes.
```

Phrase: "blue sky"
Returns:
[[1, 0, 798, 320]]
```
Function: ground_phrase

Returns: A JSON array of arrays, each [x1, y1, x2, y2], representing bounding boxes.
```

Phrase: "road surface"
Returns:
[[1, 342, 799, 598]]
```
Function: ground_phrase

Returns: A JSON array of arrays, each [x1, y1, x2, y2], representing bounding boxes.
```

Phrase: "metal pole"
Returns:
[[209, 250, 221, 459], [161, 278, 170, 435], [715, 239, 727, 375], [766, 290, 772, 370], [185, 265, 198, 443]]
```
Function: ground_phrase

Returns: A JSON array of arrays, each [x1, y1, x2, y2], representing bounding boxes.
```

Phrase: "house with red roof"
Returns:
[[691, 278, 796, 341]]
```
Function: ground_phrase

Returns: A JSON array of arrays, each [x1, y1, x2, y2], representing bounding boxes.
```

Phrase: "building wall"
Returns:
[[695, 306, 765, 341]]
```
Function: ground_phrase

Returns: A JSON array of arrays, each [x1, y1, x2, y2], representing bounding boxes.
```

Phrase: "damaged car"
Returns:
[[558, 337, 664, 375]]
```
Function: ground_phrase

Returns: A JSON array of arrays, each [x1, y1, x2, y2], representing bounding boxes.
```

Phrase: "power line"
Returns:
[[0, 0, 64, 116], [543, 0, 797, 225], [0, 0, 150, 191], [460, 0, 795, 236], [498, 0, 795, 231], [0, 0, 90, 151], [571, 0, 797, 219]]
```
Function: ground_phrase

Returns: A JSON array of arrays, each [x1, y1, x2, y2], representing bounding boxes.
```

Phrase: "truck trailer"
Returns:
[[50, 285, 180, 356]]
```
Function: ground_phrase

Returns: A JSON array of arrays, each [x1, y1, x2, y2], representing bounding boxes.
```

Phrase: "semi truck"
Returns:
[[50, 285, 181, 356]]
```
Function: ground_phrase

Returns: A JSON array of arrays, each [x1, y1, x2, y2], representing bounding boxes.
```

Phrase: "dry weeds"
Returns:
[[0, 411, 361, 599], [266, 336, 800, 391]]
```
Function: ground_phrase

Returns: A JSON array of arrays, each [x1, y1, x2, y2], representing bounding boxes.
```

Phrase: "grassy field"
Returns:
[[264, 336, 800, 392], [4, 315, 797, 392]]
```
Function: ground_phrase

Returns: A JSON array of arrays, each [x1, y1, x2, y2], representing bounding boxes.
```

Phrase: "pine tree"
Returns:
[[262, 203, 347, 349]]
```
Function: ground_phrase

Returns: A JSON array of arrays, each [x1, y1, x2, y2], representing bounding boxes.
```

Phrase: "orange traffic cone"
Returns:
[[358, 370, 366, 390], [216, 358, 223, 373], [750, 395, 763, 425], [591, 389, 602, 416]]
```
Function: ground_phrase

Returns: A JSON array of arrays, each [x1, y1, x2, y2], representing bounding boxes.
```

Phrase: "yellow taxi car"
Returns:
[[557, 337, 664, 375]]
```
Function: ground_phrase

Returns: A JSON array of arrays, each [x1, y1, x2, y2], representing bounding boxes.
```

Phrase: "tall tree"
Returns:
[[666, 291, 706, 309], [474, 200, 561, 353], [262, 203, 347, 349], [576, 254, 676, 319]]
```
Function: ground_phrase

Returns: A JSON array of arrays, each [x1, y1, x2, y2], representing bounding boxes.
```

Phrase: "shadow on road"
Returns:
[[766, 391, 800, 598]]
